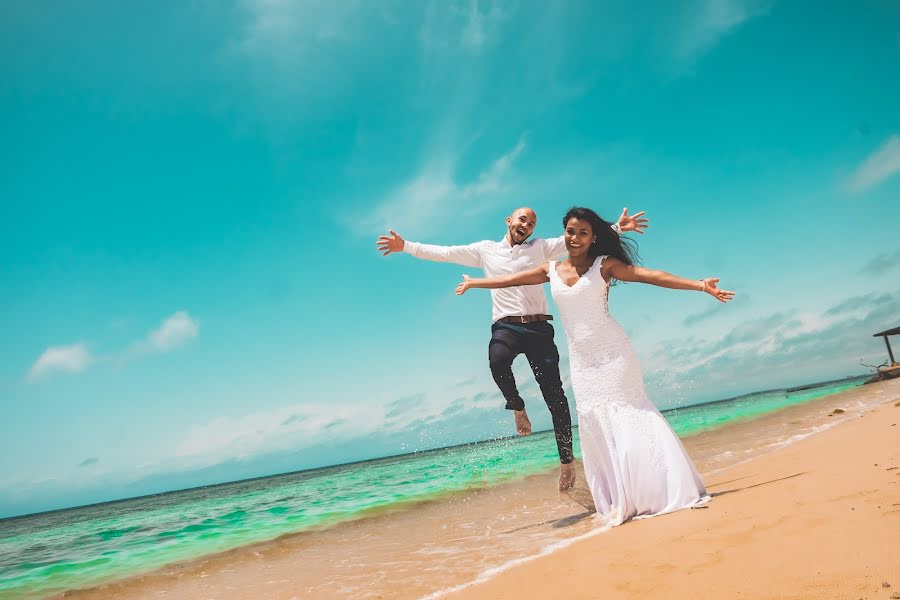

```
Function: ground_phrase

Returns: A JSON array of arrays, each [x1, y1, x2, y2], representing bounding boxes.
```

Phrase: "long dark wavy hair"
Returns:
[[562, 207, 639, 279]]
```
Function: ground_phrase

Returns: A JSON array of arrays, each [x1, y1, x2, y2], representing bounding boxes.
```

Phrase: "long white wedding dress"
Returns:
[[549, 257, 709, 525]]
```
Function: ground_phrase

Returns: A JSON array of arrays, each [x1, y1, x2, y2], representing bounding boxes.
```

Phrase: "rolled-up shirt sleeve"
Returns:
[[403, 241, 484, 268]]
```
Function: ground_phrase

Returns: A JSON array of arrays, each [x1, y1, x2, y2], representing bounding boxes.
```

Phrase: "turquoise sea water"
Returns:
[[0, 377, 867, 599]]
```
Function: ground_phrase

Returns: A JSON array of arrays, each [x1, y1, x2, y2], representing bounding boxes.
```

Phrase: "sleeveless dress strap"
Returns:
[[594, 255, 610, 284]]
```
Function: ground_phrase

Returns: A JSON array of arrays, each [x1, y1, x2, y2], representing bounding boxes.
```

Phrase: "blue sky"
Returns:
[[1, 0, 898, 518]]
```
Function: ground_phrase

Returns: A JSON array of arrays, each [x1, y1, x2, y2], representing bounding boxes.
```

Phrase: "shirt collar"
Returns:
[[500, 237, 534, 249]]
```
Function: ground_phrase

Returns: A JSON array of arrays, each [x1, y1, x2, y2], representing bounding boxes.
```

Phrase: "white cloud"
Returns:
[[418, 0, 508, 52], [174, 402, 376, 466], [645, 289, 900, 406], [458, 0, 508, 51], [463, 133, 528, 197], [460, 0, 487, 49], [27, 343, 93, 381], [673, 0, 771, 68], [237, 0, 359, 55], [148, 311, 199, 351], [227, 0, 381, 132], [849, 134, 900, 193], [371, 133, 528, 235], [27, 311, 199, 381], [172, 391, 471, 470]]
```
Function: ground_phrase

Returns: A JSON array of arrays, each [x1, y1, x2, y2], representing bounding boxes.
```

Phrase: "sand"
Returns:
[[449, 379, 900, 600], [56, 379, 900, 600]]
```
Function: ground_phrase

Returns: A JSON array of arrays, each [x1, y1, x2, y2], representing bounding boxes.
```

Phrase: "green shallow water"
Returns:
[[0, 377, 866, 599]]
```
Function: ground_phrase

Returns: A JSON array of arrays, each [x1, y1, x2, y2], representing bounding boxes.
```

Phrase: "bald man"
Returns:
[[377, 207, 648, 491]]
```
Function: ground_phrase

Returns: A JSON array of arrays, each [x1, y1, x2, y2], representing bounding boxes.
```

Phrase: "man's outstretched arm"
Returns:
[[376, 230, 483, 268]]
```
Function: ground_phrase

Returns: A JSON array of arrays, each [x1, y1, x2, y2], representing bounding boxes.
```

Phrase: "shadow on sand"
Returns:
[[498, 472, 807, 536], [709, 472, 806, 498]]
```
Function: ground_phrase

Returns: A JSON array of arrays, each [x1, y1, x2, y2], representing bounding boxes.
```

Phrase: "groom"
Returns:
[[377, 207, 648, 490]]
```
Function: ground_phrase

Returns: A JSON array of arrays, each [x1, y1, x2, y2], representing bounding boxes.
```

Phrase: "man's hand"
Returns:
[[617, 208, 649, 234], [376, 230, 405, 256]]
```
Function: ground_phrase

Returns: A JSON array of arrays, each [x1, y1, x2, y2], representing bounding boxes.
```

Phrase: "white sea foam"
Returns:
[[419, 518, 614, 600]]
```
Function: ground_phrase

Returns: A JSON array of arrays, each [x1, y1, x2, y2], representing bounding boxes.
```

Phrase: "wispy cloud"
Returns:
[[460, 0, 487, 49], [683, 304, 722, 326], [458, 0, 508, 51], [172, 389, 488, 470], [148, 311, 199, 351], [236, 0, 360, 57], [418, 0, 509, 52], [683, 293, 750, 326], [371, 133, 528, 235], [823, 291, 896, 317], [859, 249, 900, 276], [465, 133, 528, 197], [27, 311, 199, 382], [228, 0, 388, 132], [849, 134, 900, 192], [673, 0, 771, 69], [647, 288, 900, 405], [27, 344, 93, 382], [123, 311, 200, 361], [174, 401, 380, 465]]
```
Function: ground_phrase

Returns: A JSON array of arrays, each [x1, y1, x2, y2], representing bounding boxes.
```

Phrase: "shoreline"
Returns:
[[47, 378, 898, 600], [3, 373, 868, 526], [444, 380, 900, 600]]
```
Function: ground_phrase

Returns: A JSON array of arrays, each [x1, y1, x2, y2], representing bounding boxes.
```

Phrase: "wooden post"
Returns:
[[885, 335, 897, 366]]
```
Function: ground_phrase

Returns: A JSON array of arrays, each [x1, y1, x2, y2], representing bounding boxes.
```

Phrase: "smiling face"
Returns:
[[505, 208, 537, 245], [564, 217, 596, 258]]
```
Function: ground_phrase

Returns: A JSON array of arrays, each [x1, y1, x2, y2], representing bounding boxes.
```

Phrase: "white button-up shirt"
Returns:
[[404, 232, 617, 323]]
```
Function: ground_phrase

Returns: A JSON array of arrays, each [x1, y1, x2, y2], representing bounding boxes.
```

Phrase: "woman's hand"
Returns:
[[701, 278, 735, 303], [617, 208, 649, 234], [455, 275, 472, 295]]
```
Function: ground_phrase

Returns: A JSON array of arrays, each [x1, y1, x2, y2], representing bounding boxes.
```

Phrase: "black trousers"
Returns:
[[488, 321, 574, 464]]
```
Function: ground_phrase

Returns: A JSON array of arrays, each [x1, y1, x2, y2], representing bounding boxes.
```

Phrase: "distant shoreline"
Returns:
[[0, 372, 871, 523]]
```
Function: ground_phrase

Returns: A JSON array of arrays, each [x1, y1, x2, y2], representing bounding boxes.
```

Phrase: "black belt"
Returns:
[[497, 314, 553, 324]]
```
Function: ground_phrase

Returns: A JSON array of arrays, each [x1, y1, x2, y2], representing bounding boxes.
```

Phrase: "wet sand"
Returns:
[[57, 379, 900, 599]]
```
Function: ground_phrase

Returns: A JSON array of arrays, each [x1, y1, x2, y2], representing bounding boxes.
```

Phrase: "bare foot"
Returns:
[[558, 462, 576, 492], [514, 410, 532, 435]]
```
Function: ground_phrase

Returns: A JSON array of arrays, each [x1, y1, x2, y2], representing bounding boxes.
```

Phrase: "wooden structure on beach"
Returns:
[[866, 326, 900, 383]]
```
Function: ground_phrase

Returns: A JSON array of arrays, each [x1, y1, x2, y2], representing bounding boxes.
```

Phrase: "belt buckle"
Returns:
[[520, 315, 527, 324]]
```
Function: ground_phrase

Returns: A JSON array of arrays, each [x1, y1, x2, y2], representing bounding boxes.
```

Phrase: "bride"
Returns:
[[456, 207, 734, 525]]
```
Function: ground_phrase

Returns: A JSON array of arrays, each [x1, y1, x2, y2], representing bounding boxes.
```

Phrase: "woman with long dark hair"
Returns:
[[456, 207, 734, 525]]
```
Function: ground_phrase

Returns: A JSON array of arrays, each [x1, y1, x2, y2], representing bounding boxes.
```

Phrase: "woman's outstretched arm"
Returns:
[[603, 258, 735, 303], [456, 264, 550, 295]]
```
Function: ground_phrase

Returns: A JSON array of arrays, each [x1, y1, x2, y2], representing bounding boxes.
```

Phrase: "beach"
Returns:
[[450, 379, 900, 600], [38, 377, 899, 600]]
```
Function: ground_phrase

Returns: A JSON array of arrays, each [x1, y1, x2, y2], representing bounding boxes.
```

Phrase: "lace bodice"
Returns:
[[548, 256, 611, 336]]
